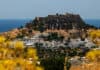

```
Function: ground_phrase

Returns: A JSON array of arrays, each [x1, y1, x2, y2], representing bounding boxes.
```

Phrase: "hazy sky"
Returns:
[[0, 0, 100, 19]]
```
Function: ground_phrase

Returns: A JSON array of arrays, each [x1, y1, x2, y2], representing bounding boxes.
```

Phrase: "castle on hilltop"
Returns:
[[26, 13, 95, 32]]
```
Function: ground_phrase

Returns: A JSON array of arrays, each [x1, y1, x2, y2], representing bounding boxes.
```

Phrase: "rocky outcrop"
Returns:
[[25, 13, 95, 32]]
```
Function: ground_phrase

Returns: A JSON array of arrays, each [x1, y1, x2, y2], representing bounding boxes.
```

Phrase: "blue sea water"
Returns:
[[0, 19, 100, 33], [85, 19, 100, 28], [0, 19, 31, 32]]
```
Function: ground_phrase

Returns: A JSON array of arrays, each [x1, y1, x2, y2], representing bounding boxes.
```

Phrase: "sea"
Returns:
[[85, 19, 100, 28], [0, 19, 100, 33], [0, 19, 32, 33]]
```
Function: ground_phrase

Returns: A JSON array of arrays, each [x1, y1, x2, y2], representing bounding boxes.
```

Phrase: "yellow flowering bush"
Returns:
[[14, 41, 24, 50], [0, 36, 44, 70], [88, 29, 100, 46], [27, 47, 38, 60], [0, 36, 6, 43], [86, 49, 100, 61]]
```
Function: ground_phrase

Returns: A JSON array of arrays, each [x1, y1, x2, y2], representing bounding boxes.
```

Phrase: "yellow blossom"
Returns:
[[0, 36, 6, 43], [14, 41, 24, 49]]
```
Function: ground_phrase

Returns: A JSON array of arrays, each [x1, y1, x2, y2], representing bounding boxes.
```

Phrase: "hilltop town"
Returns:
[[0, 13, 100, 70]]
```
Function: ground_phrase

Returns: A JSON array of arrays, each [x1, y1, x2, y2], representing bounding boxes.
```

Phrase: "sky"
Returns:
[[0, 0, 100, 19]]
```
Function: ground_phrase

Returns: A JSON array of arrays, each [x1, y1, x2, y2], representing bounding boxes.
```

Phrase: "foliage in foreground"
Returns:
[[0, 36, 44, 70]]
